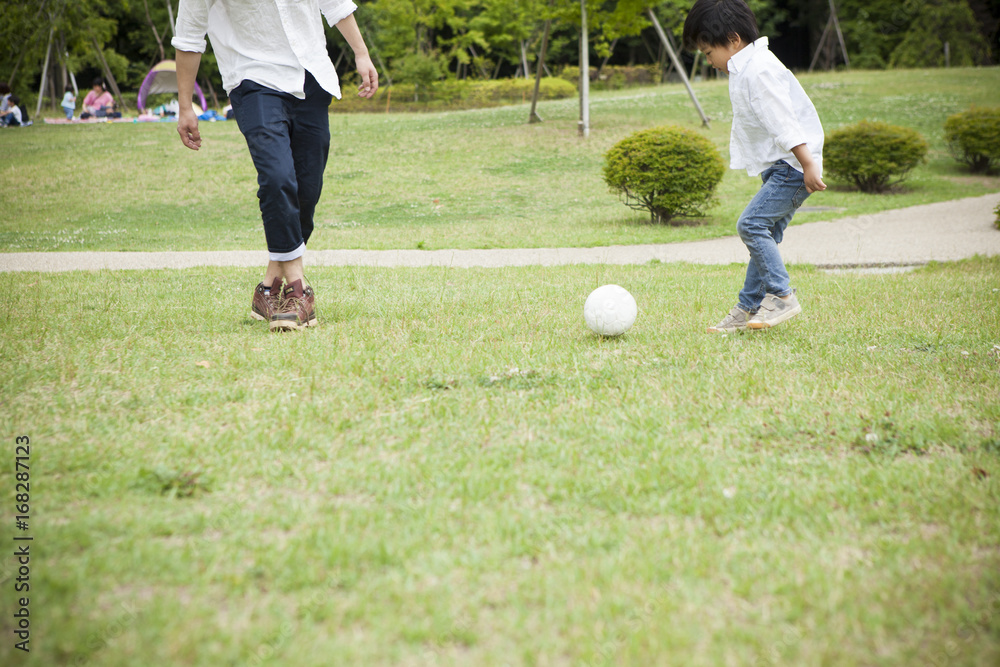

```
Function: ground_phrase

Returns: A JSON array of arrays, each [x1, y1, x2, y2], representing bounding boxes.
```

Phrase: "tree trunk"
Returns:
[[8, 49, 26, 89], [57, 31, 69, 94], [579, 0, 589, 137], [467, 45, 490, 79], [202, 76, 219, 109], [373, 50, 393, 86], [142, 0, 166, 62], [528, 18, 551, 124], [596, 38, 618, 79], [49, 68, 58, 111], [647, 8, 710, 128], [164, 0, 175, 38], [91, 36, 129, 113], [35, 26, 54, 121]]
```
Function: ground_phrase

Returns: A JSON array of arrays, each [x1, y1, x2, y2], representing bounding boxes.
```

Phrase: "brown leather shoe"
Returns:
[[251, 278, 283, 322], [270, 279, 317, 331]]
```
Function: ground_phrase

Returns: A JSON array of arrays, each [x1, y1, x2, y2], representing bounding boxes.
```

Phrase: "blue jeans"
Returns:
[[736, 161, 810, 313], [229, 72, 332, 261]]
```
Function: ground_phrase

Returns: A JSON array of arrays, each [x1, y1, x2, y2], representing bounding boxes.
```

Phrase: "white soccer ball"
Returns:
[[584, 284, 638, 337]]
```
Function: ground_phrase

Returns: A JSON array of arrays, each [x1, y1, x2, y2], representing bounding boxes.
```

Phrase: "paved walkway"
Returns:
[[2, 193, 998, 273]]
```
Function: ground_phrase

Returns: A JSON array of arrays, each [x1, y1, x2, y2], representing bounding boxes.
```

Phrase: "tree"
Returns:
[[1, 0, 148, 111], [838, 0, 995, 68], [889, 0, 990, 67]]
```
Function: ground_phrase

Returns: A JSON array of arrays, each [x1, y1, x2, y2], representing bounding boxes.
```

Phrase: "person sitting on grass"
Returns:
[[81, 78, 114, 118], [0, 94, 23, 126], [683, 0, 826, 333]]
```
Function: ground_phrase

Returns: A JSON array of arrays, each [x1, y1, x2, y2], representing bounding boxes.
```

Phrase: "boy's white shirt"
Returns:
[[727, 37, 823, 177], [171, 0, 358, 99]]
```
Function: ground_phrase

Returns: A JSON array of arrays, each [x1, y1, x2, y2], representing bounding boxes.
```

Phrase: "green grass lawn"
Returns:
[[1, 258, 999, 665], [1, 67, 998, 253]]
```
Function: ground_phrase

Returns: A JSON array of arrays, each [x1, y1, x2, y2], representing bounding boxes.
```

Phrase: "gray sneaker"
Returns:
[[707, 305, 753, 333], [747, 291, 801, 330]]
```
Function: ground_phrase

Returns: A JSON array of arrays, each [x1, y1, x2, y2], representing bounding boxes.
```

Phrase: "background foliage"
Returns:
[[3, 0, 997, 114]]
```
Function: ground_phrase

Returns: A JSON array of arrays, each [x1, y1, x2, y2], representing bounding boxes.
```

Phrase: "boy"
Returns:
[[172, 0, 378, 332], [683, 0, 826, 332]]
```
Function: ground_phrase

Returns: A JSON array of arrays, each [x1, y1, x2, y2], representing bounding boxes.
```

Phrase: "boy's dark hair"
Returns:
[[9, 94, 19, 105], [92, 77, 104, 88], [682, 0, 759, 51], [0, 82, 10, 95]]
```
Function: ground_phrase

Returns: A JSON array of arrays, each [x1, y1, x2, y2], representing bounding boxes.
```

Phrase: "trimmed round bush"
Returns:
[[944, 106, 1000, 174], [824, 121, 928, 193], [603, 125, 725, 224]]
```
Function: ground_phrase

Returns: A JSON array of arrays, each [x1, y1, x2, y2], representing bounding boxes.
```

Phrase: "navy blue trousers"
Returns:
[[229, 72, 332, 261]]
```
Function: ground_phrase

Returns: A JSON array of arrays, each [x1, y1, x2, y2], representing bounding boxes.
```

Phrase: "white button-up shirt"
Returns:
[[727, 37, 824, 177], [172, 0, 357, 99]]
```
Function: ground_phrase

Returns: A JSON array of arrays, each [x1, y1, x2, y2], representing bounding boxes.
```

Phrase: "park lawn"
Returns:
[[0, 67, 998, 253], [1, 258, 998, 665]]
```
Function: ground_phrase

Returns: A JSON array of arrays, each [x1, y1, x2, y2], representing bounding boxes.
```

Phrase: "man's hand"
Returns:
[[177, 108, 202, 150], [334, 15, 379, 99], [174, 50, 203, 150], [355, 54, 378, 98]]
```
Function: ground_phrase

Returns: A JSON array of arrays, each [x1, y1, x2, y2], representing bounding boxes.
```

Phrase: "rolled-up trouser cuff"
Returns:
[[269, 242, 306, 263]]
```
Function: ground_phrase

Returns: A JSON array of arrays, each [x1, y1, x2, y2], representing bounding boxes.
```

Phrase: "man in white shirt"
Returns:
[[683, 0, 826, 333], [172, 0, 378, 331]]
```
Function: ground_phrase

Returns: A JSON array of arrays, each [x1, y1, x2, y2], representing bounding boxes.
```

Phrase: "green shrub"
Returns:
[[824, 121, 928, 193], [603, 125, 725, 224], [332, 76, 575, 113], [559, 65, 661, 90], [994, 201, 1000, 230], [944, 107, 1000, 174], [462, 77, 577, 104]]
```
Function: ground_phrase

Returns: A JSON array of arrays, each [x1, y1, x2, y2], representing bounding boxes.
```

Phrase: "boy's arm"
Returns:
[[175, 50, 203, 151], [333, 14, 378, 98], [791, 143, 826, 193], [750, 69, 825, 192]]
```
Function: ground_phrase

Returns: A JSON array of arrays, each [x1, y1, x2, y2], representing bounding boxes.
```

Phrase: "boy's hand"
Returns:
[[791, 143, 826, 193], [803, 163, 826, 193]]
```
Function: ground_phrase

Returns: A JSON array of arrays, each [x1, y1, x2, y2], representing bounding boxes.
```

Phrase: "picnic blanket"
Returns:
[[44, 110, 227, 125], [43, 117, 145, 124]]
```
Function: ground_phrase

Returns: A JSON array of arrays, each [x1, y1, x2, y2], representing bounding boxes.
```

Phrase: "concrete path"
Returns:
[[2, 193, 998, 273]]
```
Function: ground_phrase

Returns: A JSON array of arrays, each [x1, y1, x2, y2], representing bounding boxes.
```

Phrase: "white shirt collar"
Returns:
[[728, 36, 769, 75]]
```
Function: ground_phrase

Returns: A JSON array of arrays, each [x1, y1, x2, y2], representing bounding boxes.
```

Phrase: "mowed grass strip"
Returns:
[[1, 67, 999, 253], [1, 259, 998, 665]]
